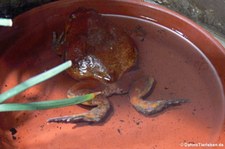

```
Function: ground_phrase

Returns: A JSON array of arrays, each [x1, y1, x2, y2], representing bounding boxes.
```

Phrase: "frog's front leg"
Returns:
[[129, 76, 189, 115], [52, 31, 66, 56]]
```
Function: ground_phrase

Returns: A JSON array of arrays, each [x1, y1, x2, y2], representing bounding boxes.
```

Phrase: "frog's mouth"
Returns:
[[77, 55, 112, 82]]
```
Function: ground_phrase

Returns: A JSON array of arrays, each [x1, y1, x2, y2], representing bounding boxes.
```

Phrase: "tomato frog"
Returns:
[[48, 8, 188, 124]]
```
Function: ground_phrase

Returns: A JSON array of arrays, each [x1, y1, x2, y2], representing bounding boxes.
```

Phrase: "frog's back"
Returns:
[[60, 8, 137, 83]]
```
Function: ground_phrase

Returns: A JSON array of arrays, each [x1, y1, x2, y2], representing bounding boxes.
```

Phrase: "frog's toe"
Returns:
[[48, 98, 110, 124], [52, 31, 65, 56], [129, 76, 189, 115], [48, 114, 88, 124], [48, 111, 104, 124]]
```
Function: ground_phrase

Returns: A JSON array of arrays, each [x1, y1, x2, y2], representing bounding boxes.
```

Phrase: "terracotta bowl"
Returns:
[[0, 0, 224, 149]]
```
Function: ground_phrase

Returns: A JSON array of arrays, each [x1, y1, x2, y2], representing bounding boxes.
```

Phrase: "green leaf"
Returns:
[[0, 92, 101, 112], [0, 60, 72, 103]]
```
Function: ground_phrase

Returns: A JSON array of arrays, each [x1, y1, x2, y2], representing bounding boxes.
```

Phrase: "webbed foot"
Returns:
[[129, 76, 189, 115], [48, 97, 110, 123], [48, 80, 111, 124], [52, 31, 65, 56]]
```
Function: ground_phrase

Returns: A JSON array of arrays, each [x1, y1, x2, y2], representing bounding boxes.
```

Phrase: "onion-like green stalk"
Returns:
[[0, 92, 100, 112], [0, 60, 99, 112], [0, 18, 12, 27], [0, 60, 72, 103]]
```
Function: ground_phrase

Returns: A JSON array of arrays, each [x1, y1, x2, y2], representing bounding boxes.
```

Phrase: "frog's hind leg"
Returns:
[[48, 96, 110, 124], [129, 77, 189, 115], [47, 81, 110, 124]]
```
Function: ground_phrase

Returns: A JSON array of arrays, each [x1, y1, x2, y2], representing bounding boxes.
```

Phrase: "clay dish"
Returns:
[[0, 0, 224, 149]]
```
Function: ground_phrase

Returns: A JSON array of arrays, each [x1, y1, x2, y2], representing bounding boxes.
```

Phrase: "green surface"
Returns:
[[0, 60, 100, 112], [0, 92, 99, 112], [0, 60, 72, 103]]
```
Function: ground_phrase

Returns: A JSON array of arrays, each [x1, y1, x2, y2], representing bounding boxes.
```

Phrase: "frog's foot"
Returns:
[[48, 80, 111, 124], [48, 96, 110, 124], [52, 31, 65, 56], [129, 77, 189, 115]]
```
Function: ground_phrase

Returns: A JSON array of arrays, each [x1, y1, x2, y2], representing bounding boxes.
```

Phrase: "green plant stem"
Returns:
[[0, 60, 72, 103], [0, 18, 12, 26], [0, 92, 101, 112]]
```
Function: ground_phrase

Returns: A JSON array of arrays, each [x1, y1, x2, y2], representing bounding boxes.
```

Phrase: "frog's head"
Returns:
[[67, 55, 115, 83]]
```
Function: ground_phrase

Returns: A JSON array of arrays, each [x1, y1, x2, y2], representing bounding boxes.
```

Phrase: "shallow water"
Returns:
[[106, 14, 224, 145], [0, 14, 224, 149]]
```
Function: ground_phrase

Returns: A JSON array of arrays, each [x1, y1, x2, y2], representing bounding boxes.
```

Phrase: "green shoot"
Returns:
[[0, 60, 72, 103], [0, 92, 100, 112]]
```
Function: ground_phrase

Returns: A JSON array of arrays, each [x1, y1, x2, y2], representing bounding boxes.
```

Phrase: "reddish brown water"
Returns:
[[0, 14, 224, 149]]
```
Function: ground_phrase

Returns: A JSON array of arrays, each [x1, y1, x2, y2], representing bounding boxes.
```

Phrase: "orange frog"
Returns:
[[49, 8, 187, 124]]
